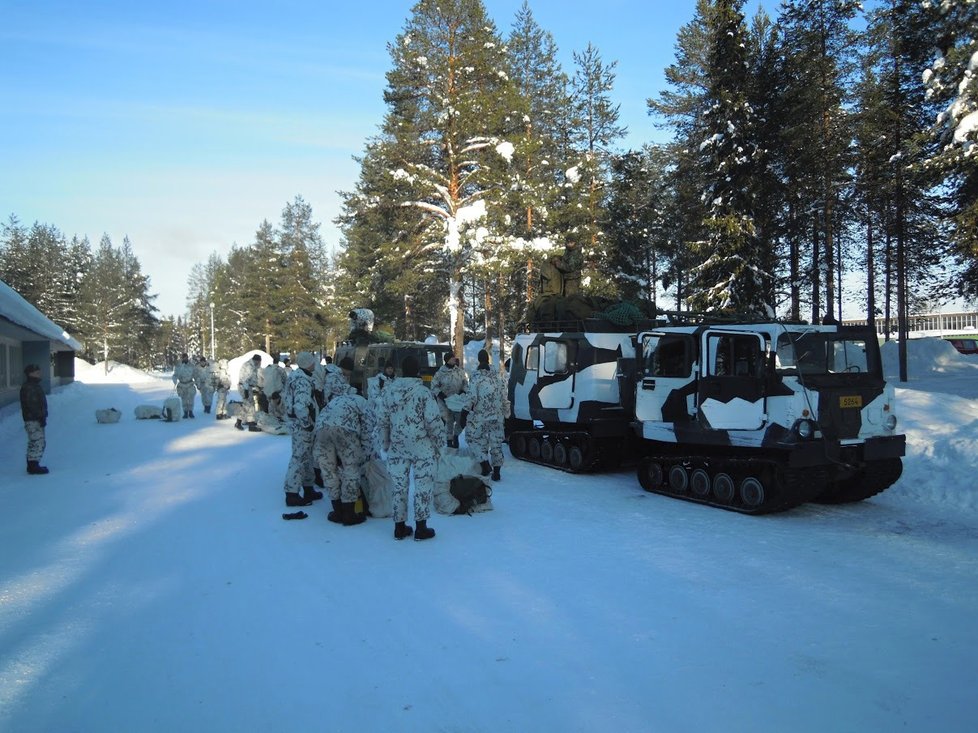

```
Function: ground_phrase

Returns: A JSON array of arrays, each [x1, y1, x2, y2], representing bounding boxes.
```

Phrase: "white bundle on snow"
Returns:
[[361, 458, 394, 518], [433, 447, 492, 515], [255, 412, 288, 435], [162, 396, 182, 422], [134, 405, 163, 419], [226, 400, 244, 417], [95, 408, 122, 424]]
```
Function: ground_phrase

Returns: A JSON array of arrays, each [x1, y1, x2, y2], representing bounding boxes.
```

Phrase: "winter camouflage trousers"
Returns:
[[437, 402, 464, 440], [240, 390, 257, 424], [199, 385, 214, 412], [284, 424, 316, 494], [24, 420, 45, 461], [466, 419, 505, 468], [387, 453, 437, 522], [215, 387, 229, 416], [315, 426, 366, 502], [176, 382, 197, 412]]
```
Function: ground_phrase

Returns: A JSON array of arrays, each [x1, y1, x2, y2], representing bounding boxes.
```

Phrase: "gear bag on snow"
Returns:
[[449, 475, 492, 515]]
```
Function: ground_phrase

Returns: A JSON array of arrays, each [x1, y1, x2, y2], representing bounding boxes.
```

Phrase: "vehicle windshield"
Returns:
[[775, 332, 874, 376]]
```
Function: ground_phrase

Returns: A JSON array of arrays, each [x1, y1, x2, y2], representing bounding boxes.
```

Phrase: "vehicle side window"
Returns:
[[708, 334, 760, 377], [526, 345, 539, 371], [543, 341, 568, 374], [652, 337, 689, 377]]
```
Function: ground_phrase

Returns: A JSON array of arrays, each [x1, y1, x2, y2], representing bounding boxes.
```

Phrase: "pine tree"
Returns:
[[920, 0, 978, 298], [564, 42, 627, 295], [342, 0, 517, 357]]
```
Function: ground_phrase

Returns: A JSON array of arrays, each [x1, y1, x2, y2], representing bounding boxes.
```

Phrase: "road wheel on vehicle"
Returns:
[[540, 439, 554, 463], [712, 472, 736, 503], [552, 442, 568, 466], [690, 468, 711, 498], [739, 476, 765, 508], [668, 464, 689, 493], [528, 437, 541, 460], [568, 445, 585, 472], [510, 434, 527, 459], [638, 458, 664, 492]]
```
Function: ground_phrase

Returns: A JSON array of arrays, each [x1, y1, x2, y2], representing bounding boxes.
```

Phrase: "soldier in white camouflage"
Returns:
[[282, 351, 323, 507], [315, 378, 370, 526], [377, 355, 445, 540], [458, 349, 506, 481], [194, 357, 215, 414], [213, 358, 232, 419], [262, 362, 287, 420], [431, 351, 469, 448], [235, 354, 262, 431], [172, 353, 197, 418]]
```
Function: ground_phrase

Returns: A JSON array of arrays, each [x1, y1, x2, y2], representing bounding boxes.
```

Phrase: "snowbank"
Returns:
[[881, 336, 978, 378]]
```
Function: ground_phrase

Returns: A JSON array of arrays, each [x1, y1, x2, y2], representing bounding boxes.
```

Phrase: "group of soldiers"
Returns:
[[171, 346, 507, 541], [171, 353, 234, 421], [278, 348, 507, 542]]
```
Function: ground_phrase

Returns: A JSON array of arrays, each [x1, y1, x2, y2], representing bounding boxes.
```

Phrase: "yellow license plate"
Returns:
[[840, 395, 862, 409]]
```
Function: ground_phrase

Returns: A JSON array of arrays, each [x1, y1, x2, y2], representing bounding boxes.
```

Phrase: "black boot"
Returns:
[[204, 406, 211, 414], [183, 410, 189, 418], [27, 460, 49, 475], [480, 460, 491, 476], [394, 521, 413, 540], [451, 436, 459, 449], [492, 466, 501, 481], [341, 501, 366, 526], [188, 410, 195, 418], [234, 418, 244, 430], [414, 519, 435, 541], [303, 485, 323, 502], [247, 421, 261, 432], [285, 491, 312, 507], [327, 499, 343, 523]]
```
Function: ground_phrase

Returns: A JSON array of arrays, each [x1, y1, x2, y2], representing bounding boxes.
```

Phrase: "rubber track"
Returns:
[[640, 455, 830, 515], [509, 430, 601, 473]]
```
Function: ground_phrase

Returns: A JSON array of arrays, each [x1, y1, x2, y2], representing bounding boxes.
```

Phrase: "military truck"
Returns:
[[506, 311, 905, 514], [333, 340, 452, 395]]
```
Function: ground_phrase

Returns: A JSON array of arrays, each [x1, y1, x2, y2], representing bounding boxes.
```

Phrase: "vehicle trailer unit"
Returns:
[[506, 316, 905, 514]]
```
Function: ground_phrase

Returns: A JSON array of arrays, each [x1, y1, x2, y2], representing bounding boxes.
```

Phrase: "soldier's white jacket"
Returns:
[[213, 360, 231, 389], [377, 376, 446, 460], [366, 373, 393, 402], [194, 362, 214, 390], [263, 364, 286, 397], [283, 368, 317, 430], [316, 386, 371, 455], [430, 364, 468, 399], [457, 367, 506, 428], [172, 361, 196, 386], [238, 359, 261, 392]]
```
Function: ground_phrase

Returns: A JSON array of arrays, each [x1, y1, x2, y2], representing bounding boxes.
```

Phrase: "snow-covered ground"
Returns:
[[1, 341, 976, 733]]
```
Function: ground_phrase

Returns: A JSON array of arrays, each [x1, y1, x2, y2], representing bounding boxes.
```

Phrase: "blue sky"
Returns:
[[0, 1, 766, 316]]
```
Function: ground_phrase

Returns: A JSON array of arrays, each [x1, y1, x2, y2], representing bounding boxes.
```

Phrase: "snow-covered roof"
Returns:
[[0, 278, 83, 351]]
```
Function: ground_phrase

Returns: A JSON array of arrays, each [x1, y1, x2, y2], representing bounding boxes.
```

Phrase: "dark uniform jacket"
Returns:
[[20, 376, 47, 425]]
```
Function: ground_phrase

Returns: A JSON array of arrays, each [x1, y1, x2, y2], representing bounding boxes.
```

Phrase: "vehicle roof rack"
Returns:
[[658, 310, 809, 327]]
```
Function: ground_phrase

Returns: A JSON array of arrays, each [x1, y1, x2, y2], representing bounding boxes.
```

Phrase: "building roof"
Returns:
[[0, 278, 83, 351]]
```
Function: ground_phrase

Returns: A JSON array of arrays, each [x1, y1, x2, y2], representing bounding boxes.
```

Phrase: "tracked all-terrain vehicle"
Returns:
[[505, 312, 905, 514]]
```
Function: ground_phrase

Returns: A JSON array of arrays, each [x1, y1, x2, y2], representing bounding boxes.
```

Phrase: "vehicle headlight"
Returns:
[[884, 414, 897, 431], [795, 419, 815, 439]]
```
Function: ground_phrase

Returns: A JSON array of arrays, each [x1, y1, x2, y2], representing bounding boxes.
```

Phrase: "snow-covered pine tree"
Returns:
[[687, 0, 770, 315], [564, 42, 627, 296], [920, 0, 978, 299], [374, 0, 516, 358], [777, 0, 860, 321]]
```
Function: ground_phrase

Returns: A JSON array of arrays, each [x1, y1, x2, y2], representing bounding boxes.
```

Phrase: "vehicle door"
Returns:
[[697, 330, 767, 430], [634, 332, 697, 423]]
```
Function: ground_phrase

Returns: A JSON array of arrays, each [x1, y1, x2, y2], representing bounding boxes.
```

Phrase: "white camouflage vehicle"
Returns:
[[506, 313, 905, 514]]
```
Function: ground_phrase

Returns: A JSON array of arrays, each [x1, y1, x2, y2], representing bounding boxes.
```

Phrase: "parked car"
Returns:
[[947, 338, 978, 355]]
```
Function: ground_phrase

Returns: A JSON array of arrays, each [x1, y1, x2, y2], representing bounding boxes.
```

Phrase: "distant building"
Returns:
[[841, 311, 978, 339], [0, 278, 82, 409]]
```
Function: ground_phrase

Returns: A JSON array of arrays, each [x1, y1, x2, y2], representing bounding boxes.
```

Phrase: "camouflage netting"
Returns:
[[598, 301, 647, 327]]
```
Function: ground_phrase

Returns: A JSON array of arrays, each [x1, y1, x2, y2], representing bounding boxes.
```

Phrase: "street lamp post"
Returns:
[[209, 302, 216, 360]]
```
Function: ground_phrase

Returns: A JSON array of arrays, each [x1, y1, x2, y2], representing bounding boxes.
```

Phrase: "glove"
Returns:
[[271, 391, 281, 401], [459, 410, 468, 429], [437, 392, 447, 401], [242, 389, 250, 400]]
